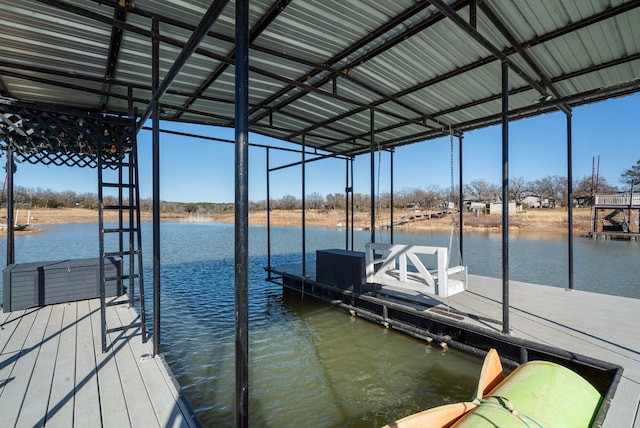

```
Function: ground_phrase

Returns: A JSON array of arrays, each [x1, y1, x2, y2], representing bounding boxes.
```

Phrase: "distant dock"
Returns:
[[0, 296, 199, 427], [591, 193, 640, 241]]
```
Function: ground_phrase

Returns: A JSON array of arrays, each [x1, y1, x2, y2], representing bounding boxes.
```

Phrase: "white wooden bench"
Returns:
[[365, 243, 467, 297]]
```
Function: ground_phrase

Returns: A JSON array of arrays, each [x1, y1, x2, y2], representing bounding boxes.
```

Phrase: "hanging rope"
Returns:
[[471, 396, 545, 428]]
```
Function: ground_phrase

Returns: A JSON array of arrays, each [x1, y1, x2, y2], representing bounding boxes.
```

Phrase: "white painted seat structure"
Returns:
[[365, 243, 467, 298]]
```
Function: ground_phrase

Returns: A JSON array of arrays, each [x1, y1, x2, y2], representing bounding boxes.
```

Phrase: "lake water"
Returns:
[[1, 222, 638, 426]]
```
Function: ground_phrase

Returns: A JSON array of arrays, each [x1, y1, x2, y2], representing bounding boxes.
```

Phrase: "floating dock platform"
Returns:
[[0, 296, 199, 427], [270, 258, 640, 427]]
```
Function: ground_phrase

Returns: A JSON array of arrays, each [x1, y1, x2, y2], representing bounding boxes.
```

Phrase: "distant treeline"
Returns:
[[1, 174, 621, 214]]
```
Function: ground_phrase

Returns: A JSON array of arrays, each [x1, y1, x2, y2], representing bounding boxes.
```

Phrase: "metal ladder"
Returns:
[[97, 116, 147, 353]]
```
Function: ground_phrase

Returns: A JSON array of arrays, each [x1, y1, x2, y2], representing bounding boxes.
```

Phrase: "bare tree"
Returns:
[[352, 193, 370, 211], [509, 176, 528, 205], [276, 195, 301, 210], [574, 175, 618, 205], [305, 192, 325, 210], [325, 192, 344, 210], [464, 179, 500, 202]]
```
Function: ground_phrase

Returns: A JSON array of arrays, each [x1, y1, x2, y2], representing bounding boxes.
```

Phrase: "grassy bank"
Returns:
[[1, 207, 592, 237]]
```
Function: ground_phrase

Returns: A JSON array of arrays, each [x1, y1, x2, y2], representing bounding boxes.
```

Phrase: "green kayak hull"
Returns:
[[453, 360, 602, 428]]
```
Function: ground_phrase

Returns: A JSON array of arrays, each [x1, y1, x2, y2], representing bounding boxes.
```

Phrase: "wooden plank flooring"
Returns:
[[438, 275, 640, 428], [379, 276, 640, 428], [273, 263, 640, 427], [0, 297, 198, 428]]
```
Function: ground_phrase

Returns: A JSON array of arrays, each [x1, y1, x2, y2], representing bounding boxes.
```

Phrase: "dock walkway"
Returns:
[[273, 264, 640, 427], [0, 296, 198, 427], [420, 275, 640, 427]]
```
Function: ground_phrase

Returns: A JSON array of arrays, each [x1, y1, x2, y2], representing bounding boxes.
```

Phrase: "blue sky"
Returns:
[[11, 92, 640, 203]]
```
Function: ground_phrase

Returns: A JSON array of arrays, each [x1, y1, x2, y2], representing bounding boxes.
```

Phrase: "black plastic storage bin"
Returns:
[[3, 257, 122, 312], [316, 249, 365, 293]]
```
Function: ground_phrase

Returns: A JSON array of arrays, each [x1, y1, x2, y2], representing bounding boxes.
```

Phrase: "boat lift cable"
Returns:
[[448, 126, 462, 267], [376, 143, 384, 243]]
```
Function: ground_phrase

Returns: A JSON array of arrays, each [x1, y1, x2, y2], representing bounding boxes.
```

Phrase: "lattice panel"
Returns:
[[0, 100, 134, 169]]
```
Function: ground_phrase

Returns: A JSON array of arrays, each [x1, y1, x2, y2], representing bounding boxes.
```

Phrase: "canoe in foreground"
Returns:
[[383, 348, 602, 428]]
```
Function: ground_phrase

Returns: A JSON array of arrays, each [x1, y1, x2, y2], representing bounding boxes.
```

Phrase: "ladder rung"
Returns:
[[103, 227, 139, 233], [103, 205, 137, 210], [102, 182, 135, 188], [105, 274, 141, 282], [104, 250, 140, 257]]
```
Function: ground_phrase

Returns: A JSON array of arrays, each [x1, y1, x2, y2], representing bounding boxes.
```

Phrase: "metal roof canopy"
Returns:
[[2, 2, 639, 425], [1, 0, 639, 157]]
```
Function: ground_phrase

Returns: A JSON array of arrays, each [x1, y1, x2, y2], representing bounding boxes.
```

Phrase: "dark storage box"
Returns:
[[3, 257, 122, 312], [316, 249, 365, 293]]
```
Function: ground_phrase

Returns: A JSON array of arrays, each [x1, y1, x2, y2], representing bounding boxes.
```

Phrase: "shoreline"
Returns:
[[1, 207, 592, 237]]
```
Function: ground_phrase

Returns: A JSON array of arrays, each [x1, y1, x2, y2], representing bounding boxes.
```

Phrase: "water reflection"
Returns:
[[1, 222, 638, 426]]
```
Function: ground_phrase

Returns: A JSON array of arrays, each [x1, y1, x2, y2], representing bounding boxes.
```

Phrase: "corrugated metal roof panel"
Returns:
[[1, 0, 639, 156]]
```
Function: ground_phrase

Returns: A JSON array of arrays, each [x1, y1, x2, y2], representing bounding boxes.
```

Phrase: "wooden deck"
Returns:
[[420, 275, 640, 428], [0, 296, 199, 428], [273, 263, 640, 427]]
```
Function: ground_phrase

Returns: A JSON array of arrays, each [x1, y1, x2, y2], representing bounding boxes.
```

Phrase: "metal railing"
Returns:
[[594, 194, 640, 206]]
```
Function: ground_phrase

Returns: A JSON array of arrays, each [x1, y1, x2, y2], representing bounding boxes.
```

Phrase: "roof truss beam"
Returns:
[[174, 0, 293, 119], [137, 0, 230, 130], [248, 1, 470, 129], [476, 1, 571, 115], [100, 0, 130, 111], [290, 1, 640, 152], [328, 52, 640, 155]]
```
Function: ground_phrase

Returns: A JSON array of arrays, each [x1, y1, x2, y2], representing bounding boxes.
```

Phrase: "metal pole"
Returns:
[[458, 133, 464, 264], [390, 148, 394, 244], [501, 60, 510, 335], [345, 157, 349, 250], [350, 157, 354, 251], [266, 148, 271, 279], [370, 108, 375, 243], [567, 113, 574, 290], [97, 116, 107, 353], [301, 134, 306, 277], [151, 17, 161, 356], [234, 0, 250, 425], [6, 150, 15, 266]]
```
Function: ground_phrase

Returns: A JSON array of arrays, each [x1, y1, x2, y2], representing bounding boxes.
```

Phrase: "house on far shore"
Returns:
[[489, 201, 517, 215], [522, 195, 557, 209], [466, 201, 487, 213], [404, 203, 421, 212]]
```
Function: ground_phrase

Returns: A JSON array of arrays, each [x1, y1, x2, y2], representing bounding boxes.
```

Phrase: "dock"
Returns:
[[591, 193, 640, 241], [271, 263, 640, 427], [0, 296, 199, 427]]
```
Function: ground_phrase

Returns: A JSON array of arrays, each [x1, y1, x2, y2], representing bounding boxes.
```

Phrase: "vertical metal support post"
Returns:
[[6, 150, 15, 266], [234, 0, 250, 425], [128, 116, 136, 307], [301, 134, 306, 277], [390, 148, 394, 244], [350, 157, 354, 250], [151, 17, 161, 356], [566, 113, 574, 290], [117, 149, 124, 302], [370, 108, 375, 243], [266, 148, 272, 279], [500, 60, 510, 335], [98, 116, 107, 353], [345, 158, 349, 250], [458, 134, 464, 263]]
